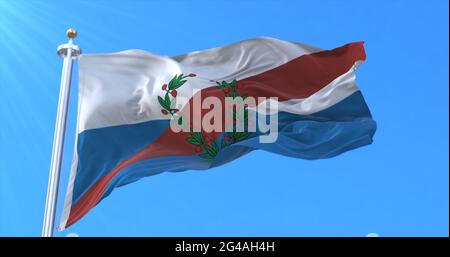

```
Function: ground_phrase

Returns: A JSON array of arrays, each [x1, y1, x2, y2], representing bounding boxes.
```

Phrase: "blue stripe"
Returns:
[[72, 119, 169, 204], [72, 91, 376, 206]]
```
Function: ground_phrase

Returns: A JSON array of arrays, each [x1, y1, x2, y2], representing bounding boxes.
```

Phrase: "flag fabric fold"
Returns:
[[59, 37, 376, 230]]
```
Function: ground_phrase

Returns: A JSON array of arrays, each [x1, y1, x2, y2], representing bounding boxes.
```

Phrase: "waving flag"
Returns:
[[59, 37, 376, 229]]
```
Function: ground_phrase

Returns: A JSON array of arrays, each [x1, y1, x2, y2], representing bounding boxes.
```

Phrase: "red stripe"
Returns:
[[65, 42, 365, 228]]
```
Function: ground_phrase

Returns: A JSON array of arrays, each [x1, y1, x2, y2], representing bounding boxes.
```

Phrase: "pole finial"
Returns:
[[66, 28, 77, 39], [57, 29, 81, 57]]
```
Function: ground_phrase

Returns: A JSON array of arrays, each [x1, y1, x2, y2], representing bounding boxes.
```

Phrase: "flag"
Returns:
[[59, 37, 376, 229]]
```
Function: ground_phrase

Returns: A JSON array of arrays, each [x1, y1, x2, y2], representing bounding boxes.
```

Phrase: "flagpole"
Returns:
[[42, 29, 81, 237]]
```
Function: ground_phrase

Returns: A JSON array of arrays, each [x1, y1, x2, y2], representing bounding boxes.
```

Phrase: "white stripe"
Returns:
[[77, 37, 322, 133], [254, 63, 360, 115]]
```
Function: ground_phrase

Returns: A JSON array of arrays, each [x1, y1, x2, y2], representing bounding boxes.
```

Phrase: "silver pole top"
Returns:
[[57, 28, 82, 58]]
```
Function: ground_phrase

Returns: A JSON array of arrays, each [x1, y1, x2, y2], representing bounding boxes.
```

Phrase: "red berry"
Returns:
[[171, 90, 177, 97], [161, 109, 168, 115], [195, 146, 202, 152], [188, 73, 196, 77], [173, 108, 179, 113], [162, 84, 167, 90], [224, 136, 230, 141]]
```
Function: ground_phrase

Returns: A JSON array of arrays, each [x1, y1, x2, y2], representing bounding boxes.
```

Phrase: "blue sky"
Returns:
[[0, 0, 448, 236]]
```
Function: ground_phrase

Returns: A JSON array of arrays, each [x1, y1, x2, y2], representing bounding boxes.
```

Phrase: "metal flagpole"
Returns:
[[42, 29, 81, 237]]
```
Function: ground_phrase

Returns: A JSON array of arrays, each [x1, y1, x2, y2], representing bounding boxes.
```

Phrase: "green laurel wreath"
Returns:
[[158, 75, 252, 159], [215, 80, 252, 150]]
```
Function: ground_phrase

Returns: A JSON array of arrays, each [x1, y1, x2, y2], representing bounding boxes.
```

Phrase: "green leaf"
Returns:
[[211, 141, 219, 152], [159, 96, 170, 110], [187, 137, 201, 145], [171, 79, 186, 90], [172, 115, 183, 127], [164, 93, 171, 107], [190, 132, 199, 142], [204, 145, 217, 157], [168, 74, 177, 90], [158, 96, 166, 109], [190, 132, 204, 144]]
